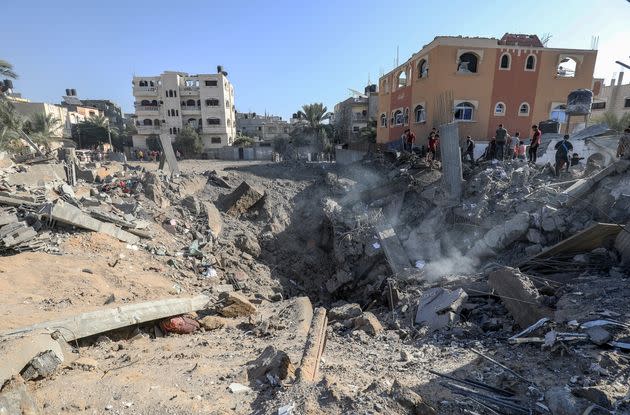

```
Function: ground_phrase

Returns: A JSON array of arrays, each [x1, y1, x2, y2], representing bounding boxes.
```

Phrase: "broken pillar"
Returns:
[[220, 181, 264, 216], [488, 266, 553, 328], [439, 122, 463, 202], [158, 134, 180, 176]]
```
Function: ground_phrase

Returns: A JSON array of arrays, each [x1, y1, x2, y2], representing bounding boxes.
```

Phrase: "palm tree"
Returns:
[[0, 99, 26, 152], [0, 60, 18, 80], [28, 113, 62, 149], [296, 103, 332, 152], [595, 111, 630, 133]]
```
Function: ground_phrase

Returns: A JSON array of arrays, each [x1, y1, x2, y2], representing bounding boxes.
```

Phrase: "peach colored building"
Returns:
[[376, 34, 597, 147]]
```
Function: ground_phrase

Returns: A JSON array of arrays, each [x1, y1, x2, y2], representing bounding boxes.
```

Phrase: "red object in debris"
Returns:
[[159, 315, 200, 334]]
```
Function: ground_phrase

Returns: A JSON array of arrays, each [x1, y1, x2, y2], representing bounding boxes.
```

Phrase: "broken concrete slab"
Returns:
[[220, 181, 265, 216], [353, 312, 383, 336], [181, 195, 201, 215], [42, 199, 140, 244], [175, 176, 207, 198], [297, 307, 327, 383], [614, 222, 630, 265], [0, 295, 211, 342], [488, 267, 553, 328], [469, 212, 530, 258], [415, 287, 468, 330], [246, 346, 295, 386], [557, 160, 630, 207], [328, 303, 363, 322], [202, 202, 222, 238], [218, 292, 257, 318], [376, 223, 411, 275], [5, 163, 67, 187]]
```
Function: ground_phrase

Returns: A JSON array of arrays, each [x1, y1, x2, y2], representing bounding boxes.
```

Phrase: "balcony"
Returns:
[[182, 106, 201, 114], [135, 105, 159, 113], [180, 86, 200, 96], [133, 86, 158, 96], [136, 125, 161, 134]]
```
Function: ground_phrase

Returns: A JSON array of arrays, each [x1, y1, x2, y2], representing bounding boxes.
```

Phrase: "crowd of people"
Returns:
[[396, 123, 630, 178], [131, 148, 183, 162]]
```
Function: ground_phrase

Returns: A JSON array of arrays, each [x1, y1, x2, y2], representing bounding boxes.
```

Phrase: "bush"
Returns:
[[174, 126, 203, 157], [233, 136, 255, 147]]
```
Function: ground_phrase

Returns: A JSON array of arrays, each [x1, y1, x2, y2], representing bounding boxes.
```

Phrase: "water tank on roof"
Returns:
[[65, 88, 71, 96], [4, 79, 13, 89], [539, 120, 560, 134], [566, 89, 593, 115]]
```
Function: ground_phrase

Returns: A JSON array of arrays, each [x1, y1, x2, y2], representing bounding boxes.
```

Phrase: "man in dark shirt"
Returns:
[[529, 125, 541, 163], [554, 134, 573, 177], [463, 135, 475, 165], [495, 124, 509, 160]]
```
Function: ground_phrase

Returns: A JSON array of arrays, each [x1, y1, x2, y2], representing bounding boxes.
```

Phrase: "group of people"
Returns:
[[481, 124, 542, 163], [400, 127, 440, 164], [133, 149, 163, 162]]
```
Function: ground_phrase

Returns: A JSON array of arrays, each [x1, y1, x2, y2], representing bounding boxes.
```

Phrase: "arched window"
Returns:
[[226, 100, 230, 108], [457, 53, 478, 73], [393, 109, 404, 125], [454, 102, 475, 121], [142, 119, 152, 126], [187, 118, 197, 126], [417, 59, 428, 78], [151, 100, 158, 106], [499, 53, 510, 69], [141, 100, 150, 106], [414, 105, 426, 123], [206, 99, 219, 106], [397, 71, 407, 88], [557, 57, 576, 77], [380, 113, 387, 127], [154, 119, 160, 126], [494, 102, 506, 116], [525, 55, 536, 71], [186, 99, 196, 107], [519, 102, 530, 116]]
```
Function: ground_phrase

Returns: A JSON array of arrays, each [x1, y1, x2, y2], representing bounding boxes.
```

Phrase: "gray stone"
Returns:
[[524, 244, 543, 256], [0, 376, 42, 414], [488, 267, 553, 328], [469, 212, 530, 257], [246, 346, 295, 385], [526, 228, 545, 244], [21, 350, 62, 380], [586, 326, 612, 346], [546, 387, 589, 415], [328, 303, 362, 321], [235, 232, 261, 257], [5, 164, 67, 186], [572, 387, 615, 409], [203, 202, 222, 238], [390, 380, 436, 415], [415, 288, 468, 330], [352, 312, 383, 336], [181, 195, 201, 215]]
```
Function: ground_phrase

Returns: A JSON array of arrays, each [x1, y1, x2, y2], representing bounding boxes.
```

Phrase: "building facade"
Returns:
[[236, 112, 291, 141], [592, 72, 630, 120], [376, 34, 597, 146], [131, 69, 236, 149], [81, 99, 124, 132], [332, 84, 379, 142]]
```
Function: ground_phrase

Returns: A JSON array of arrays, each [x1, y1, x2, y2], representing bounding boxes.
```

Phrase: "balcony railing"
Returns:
[[137, 125, 161, 134], [182, 106, 201, 113], [133, 86, 158, 95], [136, 105, 159, 112]]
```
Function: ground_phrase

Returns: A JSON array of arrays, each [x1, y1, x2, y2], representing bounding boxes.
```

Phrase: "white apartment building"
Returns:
[[131, 68, 236, 150]]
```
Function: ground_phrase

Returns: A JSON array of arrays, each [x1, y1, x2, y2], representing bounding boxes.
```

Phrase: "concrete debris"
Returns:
[[218, 292, 257, 318], [415, 288, 468, 330], [180, 195, 201, 215], [352, 312, 383, 336], [586, 326, 612, 345], [328, 303, 363, 322], [488, 267, 553, 328], [469, 212, 530, 257], [220, 181, 265, 216], [0, 376, 42, 415], [246, 346, 295, 385], [228, 382, 252, 394], [390, 380, 436, 415], [297, 307, 327, 383], [572, 387, 615, 409], [199, 316, 226, 330], [20, 350, 63, 381], [203, 201, 223, 238], [5, 163, 67, 187]]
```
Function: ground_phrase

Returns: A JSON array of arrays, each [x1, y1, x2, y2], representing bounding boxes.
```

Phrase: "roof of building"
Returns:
[[499, 33, 544, 48]]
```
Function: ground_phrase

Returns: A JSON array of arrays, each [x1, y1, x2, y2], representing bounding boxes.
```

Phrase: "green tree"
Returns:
[[0, 60, 18, 80], [359, 120, 377, 143], [0, 99, 26, 152], [174, 126, 203, 157], [77, 114, 117, 148], [594, 111, 630, 133], [295, 103, 331, 152], [27, 113, 62, 149], [233, 135, 255, 147]]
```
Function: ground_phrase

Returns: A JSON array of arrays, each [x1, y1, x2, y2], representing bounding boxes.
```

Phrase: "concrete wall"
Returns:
[[335, 148, 366, 165], [592, 80, 630, 120], [11, 102, 71, 138]]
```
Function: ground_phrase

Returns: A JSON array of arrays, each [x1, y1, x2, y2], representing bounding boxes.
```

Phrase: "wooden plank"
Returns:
[[0, 295, 211, 341], [297, 307, 327, 383]]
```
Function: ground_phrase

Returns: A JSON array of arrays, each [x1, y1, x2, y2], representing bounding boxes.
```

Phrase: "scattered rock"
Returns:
[[572, 386, 615, 409], [199, 316, 226, 331], [21, 350, 62, 381], [415, 287, 468, 330], [246, 346, 295, 386], [390, 380, 436, 415], [219, 292, 257, 318], [586, 326, 612, 346], [546, 386, 590, 415], [0, 376, 41, 414], [328, 303, 362, 322], [72, 356, 99, 371], [203, 202, 223, 238], [181, 195, 201, 215], [228, 383, 252, 394], [235, 232, 261, 257], [352, 312, 383, 336]]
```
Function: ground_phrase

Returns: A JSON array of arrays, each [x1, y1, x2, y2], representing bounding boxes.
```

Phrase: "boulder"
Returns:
[[488, 267, 553, 328], [586, 326, 612, 346], [219, 292, 257, 318], [352, 312, 383, 336]]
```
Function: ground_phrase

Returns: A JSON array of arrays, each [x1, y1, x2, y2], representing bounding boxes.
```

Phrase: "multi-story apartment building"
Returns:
[[332, 85, 379, 141], [236, 112, 291, 141], [376, 34, 597, 146], [131, 68, 235, 149], [592, 72, 630, 121]]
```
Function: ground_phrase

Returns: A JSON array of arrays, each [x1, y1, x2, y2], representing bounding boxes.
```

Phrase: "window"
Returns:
[[353, 126, 360, 132], [414, 105, 426, 123], [519, 102, 530, 116], [141, 100, 150, 106], [454, 102, 474, 121], [550, 104, 567, 123], [380, 113, 387, 127], [154, 119, 160, 126], [185, 80, 195, 87], [205, 80, 218, 87], [187, 118, 197, 127], [174, 91, 177, 97], [211, 137, 221, 143], [417, 59, 428, 78], [142, 119, 152, 126], [186, 99, 196, 107], [557, 57, 577, 77], [592, 102, 606, 110], [625, 98, 630, 108], [149, 81, 154, 87], [397, 71, 407, 88], [206, 99, 219, 106], [175, 110, 179, 116], [226, 100, 230, 108], [458, 53, 478, 73], [207, 118, 220, 125], [494, 102, 506, 116], [525, 55, 536, 71], [258, 126, 262, 131], [393, 109, 404, 125], [499, 53, 510, 69], [169, 128, 173, 134]]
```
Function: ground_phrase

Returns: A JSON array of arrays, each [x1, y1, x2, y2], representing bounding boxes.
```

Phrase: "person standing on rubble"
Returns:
[[516, 140, 527, 161], [528, 125, 542, 163], [509, 132, 520, 160], [495, 124, 509, 160], [616, 128, 630, 159], [554, 134, 573, 177], [427, 133, 439, 164], [400, 130, 408, 152], [406, 129, 416, 152], [463, 135, 475, 165]]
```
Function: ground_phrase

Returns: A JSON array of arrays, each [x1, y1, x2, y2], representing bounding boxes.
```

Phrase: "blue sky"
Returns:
[[2, 0, 629, 120]]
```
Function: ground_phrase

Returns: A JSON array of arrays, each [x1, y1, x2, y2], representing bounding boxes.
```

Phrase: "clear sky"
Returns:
[[2, 0, 629, 120]]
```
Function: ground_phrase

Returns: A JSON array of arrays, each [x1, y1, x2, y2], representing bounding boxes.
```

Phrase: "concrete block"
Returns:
[[415, 287, 468, 330], [203, 202, 222, 238], [488, 266, 553, 328], [5, 164, 67, 186], [220, 181, 264, 216]]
